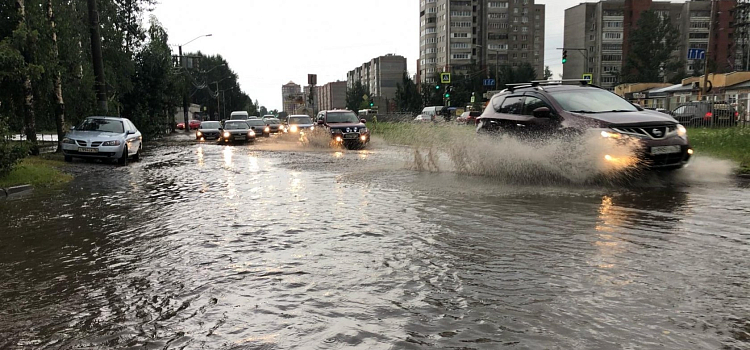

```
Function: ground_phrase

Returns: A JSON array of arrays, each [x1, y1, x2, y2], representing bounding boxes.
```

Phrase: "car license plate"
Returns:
[[651, 145, 681, 155], [344, 134, 357, 139], [78, 147, 98, 153], [236, 136, 245, 140]]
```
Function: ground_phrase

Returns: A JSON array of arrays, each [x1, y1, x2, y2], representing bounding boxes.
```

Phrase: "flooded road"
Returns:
[[1, 134, 750, 349]]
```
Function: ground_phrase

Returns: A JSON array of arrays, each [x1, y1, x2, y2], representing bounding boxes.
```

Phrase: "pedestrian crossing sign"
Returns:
[[440, 73, 451, 84], [582, 74, 593, 82]]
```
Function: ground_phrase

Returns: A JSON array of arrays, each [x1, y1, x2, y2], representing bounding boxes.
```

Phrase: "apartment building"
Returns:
[[419, 0, 546, 84], [315, 81, 347, 111], [281, 81, 302, 114], [563, 0, 737, 90], [346, 54, 408, 100]]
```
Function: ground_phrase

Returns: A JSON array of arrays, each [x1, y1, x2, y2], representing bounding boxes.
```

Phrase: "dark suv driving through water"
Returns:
[[477, 81, 693, 170], [316, 110, 370, 149]]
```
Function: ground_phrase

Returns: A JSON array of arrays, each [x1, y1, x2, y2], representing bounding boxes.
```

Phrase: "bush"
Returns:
[[0, 117, 29, 176]]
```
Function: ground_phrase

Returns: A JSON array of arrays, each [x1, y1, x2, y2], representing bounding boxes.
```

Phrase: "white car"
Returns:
[[414, 114, 434, 122], [62, 116, 143, 165]]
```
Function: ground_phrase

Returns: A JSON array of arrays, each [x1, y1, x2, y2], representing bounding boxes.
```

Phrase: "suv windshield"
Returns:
[[290, 117, 312, 124], [247, 119, 265, 126], [549, 89, 638, 113], [327, 112, 359, 123], [224, 122, 247, 130], [77, 119, 124, 133], [266, 119, 280, 124], [201, 122, 220, 129], [230, 115, 248, 120]]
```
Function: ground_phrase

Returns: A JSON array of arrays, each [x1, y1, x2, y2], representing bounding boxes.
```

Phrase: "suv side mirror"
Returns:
[[532, 107, 551, 118], [360, 118, 367, 123]]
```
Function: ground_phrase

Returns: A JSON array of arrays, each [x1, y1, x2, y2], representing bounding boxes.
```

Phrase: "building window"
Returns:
[[452, 53, 470, 59], [451, 32, 469, 38], [601, 43, 622, 51], [604, 21, 622, 28], [601, 54, 622, 62], [488, 44, 509, 50], [690, 21, 710, 29], [604, 32, 622, 39], [489, 13, 507, 19], [488, 1, 509, 9], [451, 11, 472, 17], [689, 33, 710, 39], [451, 43, 470, 49], [451, 21, 473, 28]]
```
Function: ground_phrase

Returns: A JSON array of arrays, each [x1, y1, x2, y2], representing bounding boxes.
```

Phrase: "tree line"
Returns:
[[0, 0, 263, 174]]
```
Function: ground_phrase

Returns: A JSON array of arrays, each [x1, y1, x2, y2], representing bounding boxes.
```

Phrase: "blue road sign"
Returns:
[[688, 48, 706, 60], [483, 79, 496, 86]]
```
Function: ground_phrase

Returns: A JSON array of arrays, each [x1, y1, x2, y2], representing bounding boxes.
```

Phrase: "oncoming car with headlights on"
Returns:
[[315, 110, 370, 150], [62, 116, 142, 165], [196, 121, 222, 141], [476, 81, 692, 170], [246, 118, 271, 137], [286, 115, 315, 134], [219, 120, 255, 144]]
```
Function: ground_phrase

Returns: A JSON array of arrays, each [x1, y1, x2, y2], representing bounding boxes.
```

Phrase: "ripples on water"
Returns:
[[1, 137, 749, 349]]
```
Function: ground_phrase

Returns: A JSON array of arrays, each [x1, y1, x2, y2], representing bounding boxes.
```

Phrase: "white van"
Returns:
[[421, 106, 444, 117], [229, 111, 249, 120]]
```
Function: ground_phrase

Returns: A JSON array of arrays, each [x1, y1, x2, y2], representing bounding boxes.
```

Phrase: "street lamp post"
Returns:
[[179, 34, 212, 131]]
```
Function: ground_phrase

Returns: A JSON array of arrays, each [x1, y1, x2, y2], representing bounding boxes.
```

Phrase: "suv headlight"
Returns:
[[224, 131, 231, 138], [677, 124, 687, 138], [102, 140, 121, 146], [331, 129, 342, 134], [62, 137, 75, 144], [248, 130, 256, 136], [600, 130, 622, 139], [360, 127, 368, 133]]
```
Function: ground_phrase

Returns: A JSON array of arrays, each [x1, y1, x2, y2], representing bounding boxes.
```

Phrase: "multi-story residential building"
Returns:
[[564, 0, 737, 90], [418, 0, 546, 85], [282, 81, 302, 114], [315, 81, 347, 111], [346, 54, 408, 100]]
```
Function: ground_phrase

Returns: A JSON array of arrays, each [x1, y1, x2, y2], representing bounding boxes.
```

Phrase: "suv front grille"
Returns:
[[76, 140, 87, 146], [612, 125, 676, 140]]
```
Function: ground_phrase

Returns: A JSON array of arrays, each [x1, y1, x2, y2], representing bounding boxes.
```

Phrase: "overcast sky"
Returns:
[[152, 0, 688, 111]]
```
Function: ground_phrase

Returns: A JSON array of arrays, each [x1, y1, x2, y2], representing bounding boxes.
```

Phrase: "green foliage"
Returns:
[[621, 11, 680, 83], [0, 116, 28, 176], [346, 81, 369, 111], [0, 155, 72, 188], [687, 127, 750, 172]]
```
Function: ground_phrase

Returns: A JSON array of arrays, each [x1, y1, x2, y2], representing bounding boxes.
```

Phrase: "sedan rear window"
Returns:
[[201, 122, 221, 129], [290, 117, 312, 124], [247, 119, 265, 126], [78, 119, 124, 133], [224, 122, 247, 130]]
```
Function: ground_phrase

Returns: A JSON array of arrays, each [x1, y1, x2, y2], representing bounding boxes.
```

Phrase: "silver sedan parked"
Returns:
[[62, 116, 143, 165]]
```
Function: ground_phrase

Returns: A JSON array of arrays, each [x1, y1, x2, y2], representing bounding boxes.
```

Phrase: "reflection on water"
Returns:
[[0, 142, 748, 350]]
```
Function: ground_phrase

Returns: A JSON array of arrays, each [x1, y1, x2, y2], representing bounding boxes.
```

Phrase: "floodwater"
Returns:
[[1, 132, 750, 350]]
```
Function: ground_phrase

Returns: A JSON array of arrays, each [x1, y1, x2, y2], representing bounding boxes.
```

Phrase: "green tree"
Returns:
[[621, 10, 680, 83], [544, 65, 553, 80], [346, 81, 369, 111], [394, 72, 421, 114]]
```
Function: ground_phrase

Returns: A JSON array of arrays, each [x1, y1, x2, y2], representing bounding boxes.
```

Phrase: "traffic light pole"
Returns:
[[558, 47, 588, 80]]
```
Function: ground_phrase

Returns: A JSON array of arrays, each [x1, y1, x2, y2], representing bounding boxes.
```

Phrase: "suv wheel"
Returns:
[[118, 147, 128, 166]]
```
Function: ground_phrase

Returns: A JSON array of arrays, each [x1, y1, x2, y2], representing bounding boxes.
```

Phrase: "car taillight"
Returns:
[[735, 111, 739, 117], [704, 112, 713, 120]]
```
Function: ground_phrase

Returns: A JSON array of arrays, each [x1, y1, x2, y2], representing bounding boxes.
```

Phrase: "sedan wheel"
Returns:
[[118, 147, 128, 166]]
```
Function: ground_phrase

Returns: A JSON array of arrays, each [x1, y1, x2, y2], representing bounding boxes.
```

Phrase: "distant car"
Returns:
[[62, 116, 143, 165], [196, 121, 222, 140], [230, 111, 249, 120], [286, 115, 315, 134], [457, 111, 481, 125], [176, 122, 185, 130], [263, 118, 283, 133], [219, 120, 255, 143], [414, 114, 433, 122], [315, 110, 370, 150], [246, 118, 270, 137], [188, 119, 201, 130], [671, 101, 738, 127]]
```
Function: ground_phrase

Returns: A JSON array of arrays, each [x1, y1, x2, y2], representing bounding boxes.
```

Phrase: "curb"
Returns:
[[1, 184, 33, 199]]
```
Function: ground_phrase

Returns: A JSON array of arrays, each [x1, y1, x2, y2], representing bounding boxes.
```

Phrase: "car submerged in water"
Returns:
[[476, 81, 693, 170]]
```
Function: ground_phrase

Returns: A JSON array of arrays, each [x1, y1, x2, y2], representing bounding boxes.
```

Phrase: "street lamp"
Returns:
[[178, 34, 212, 132], [476, 44, 500, 90], [211, 75, 233, 121]]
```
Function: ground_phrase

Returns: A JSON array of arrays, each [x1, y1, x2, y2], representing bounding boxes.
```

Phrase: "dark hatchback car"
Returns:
[[219, 120, 255, 143], [477, 81, 693, 170], [246, 118, 271, 137], [671, 101, 738, 127], [315, 110, 370, 150]]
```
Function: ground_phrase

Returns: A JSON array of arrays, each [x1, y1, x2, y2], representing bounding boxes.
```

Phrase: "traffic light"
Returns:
[[444, 86, 452, 99], [436, 84, 441, 90], [562, 50, 568, 64], [369, 101, 374, 107]]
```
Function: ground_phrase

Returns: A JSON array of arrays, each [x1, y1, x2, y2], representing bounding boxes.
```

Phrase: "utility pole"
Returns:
[[701, 0, 717, 101], [179, 45, 189, 131], [86, 0, 107, 113], [216, 81, 220, 121]]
